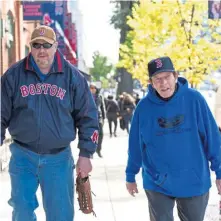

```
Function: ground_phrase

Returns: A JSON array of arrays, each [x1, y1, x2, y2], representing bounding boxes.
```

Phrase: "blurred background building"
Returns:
[[0, 0, 90, 80]]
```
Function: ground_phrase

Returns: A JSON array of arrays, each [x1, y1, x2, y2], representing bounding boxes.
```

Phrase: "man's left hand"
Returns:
[[76, 156, 92, 178], [216, 179, 221, 194]]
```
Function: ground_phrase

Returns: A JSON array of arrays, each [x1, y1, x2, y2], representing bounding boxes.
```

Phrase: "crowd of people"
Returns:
[[105, 92, 138, 135], [89, 82, 140, 158]]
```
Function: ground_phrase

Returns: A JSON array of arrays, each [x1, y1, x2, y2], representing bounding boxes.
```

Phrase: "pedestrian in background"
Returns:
[[135, 93, 140, 106], [122, 93, 136, 134], [125, 56, 221, 221], [90, 83, 105, 158], [1, 25, 99, 221], [106, 95, 120, 137]]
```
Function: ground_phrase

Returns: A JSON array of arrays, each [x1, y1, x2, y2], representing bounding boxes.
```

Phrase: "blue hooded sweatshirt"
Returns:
[[126, 77, 221, 197]]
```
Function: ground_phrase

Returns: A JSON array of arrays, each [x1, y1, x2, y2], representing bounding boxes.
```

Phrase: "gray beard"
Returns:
[[37, 59, 49, 65]]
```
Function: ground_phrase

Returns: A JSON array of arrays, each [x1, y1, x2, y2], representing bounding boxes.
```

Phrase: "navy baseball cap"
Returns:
[[148, 56, 175, 78]]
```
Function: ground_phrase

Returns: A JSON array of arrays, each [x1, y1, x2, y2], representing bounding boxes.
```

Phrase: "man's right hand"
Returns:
[[76, 156, 92, 178], [126, 182, 138, 197]]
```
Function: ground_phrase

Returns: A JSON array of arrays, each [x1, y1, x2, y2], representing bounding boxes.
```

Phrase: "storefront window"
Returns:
[[6, 10, 15, 67]]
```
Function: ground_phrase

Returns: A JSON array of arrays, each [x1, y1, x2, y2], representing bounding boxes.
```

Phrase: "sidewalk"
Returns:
[[0, 122, 220, 221]]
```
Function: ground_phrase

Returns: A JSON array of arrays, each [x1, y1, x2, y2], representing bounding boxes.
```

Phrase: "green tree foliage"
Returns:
[[110, 1, 137, 94], [118, 0, 221, 88], [89, 51, 113, 82], [110, 1, 136, 43]]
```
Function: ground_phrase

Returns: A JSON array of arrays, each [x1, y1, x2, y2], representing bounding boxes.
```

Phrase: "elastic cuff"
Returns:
[[79, 149, 93, 158], [216, 170, 221, 179], [126, 174, 136, 183]]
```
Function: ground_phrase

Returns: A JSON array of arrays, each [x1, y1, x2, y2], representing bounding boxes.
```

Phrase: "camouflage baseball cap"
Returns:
[[30, 25, 56, 44]]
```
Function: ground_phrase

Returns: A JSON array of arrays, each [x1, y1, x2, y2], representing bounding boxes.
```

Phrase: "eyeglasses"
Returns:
[[32, 42, 53, 49], [152, 73, 173, 84]]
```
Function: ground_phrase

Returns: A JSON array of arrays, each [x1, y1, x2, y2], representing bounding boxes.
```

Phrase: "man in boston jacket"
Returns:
[[1, 25, 99, 221]]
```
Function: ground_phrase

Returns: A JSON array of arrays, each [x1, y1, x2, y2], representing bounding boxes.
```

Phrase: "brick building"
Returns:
[[0, 0, 88, 79], [0, 0, 23, 75], [0, 0, 40, 76]]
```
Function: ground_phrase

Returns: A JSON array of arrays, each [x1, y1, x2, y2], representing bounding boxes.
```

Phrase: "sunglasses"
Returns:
[[32, 42, 53, 49]]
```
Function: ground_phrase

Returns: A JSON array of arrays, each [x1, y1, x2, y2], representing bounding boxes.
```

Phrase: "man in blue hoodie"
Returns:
[[1, 25, 99, 221], [125, 56, 221, 221]]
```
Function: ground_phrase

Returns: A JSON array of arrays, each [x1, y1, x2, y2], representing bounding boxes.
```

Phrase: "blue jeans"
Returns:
[[8, 142, 75, 221]]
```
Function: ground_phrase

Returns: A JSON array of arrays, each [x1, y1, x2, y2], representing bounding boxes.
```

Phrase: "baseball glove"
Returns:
[[76, 175, 96, 216]]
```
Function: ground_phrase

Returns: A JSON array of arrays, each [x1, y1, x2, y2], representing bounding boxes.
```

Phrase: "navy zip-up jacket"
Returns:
[[1, 51, 99, 157]]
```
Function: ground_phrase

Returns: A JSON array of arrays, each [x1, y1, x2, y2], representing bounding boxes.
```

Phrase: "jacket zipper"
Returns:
[[36, 77, 45, 153], [37, 92, 43, 153], [31, 71, 51, 153]]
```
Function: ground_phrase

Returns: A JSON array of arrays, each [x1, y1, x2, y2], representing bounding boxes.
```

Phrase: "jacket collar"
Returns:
[[25, 50, 64, 74]]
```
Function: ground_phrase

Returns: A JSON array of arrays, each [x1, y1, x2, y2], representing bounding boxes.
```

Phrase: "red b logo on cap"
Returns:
[[155, 59, 163, 68], [39, 29, 45, 36]]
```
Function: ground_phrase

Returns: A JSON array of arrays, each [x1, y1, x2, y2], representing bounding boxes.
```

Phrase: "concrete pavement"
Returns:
[[0, 122, 220, 221]]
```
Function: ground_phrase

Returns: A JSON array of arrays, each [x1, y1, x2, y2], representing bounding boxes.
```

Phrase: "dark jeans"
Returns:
[[124, 114, 132, 134], [8, 142, 74, 221], [107, 116, 118, 135], [145, 190, 209, 221], [97, 122, 103, 153]]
